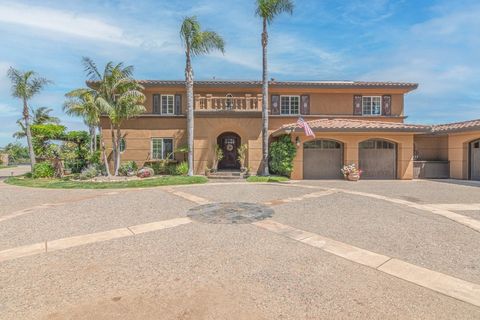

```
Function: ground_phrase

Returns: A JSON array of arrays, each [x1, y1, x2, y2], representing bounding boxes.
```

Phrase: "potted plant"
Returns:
[[237, 143, 248, 172], [341, 164, 362, 181], [212, 144, 223, 172]]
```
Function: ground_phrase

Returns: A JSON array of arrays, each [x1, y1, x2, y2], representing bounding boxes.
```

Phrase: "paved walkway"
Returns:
[[0, 164, 30, 179], [0, 180, 479, 319]]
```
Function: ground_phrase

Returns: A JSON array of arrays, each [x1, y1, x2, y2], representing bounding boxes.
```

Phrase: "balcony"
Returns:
[[194, 94, 262, 112]]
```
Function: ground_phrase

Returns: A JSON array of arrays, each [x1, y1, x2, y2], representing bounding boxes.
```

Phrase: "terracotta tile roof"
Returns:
[[275, 119, 429, 134], [130, 80, 418, 90], [432, 119, 480, 133]]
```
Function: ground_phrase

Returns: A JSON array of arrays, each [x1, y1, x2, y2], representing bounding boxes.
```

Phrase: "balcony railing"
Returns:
[[194, 94, 262, 112]]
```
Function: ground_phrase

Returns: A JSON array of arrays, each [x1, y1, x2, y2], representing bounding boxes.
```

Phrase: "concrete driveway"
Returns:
[[0, 179, 479, 319]]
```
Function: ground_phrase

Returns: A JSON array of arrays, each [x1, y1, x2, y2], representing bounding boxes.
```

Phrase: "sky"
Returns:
[[0, 0, 479, 146]]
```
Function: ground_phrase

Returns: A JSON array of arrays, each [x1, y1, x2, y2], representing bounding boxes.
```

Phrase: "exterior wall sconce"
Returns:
[[295, 136, 301, 147]]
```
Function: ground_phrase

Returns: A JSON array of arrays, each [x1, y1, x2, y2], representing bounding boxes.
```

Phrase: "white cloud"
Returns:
[[0, 2, 140, 46], [0, 103, 17, 116]]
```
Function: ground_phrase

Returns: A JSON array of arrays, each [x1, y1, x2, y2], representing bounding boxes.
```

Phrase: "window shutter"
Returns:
[[153, 94, 160, 114], [271, 95, 280, 115], [353, 95, 362, 115], [382, 95, 392, 116], [175, 94, 182, 115], [300, 95, 310, 115]]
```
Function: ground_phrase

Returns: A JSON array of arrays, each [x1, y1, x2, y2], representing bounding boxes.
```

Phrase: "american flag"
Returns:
[[297, 117, 315, 137]]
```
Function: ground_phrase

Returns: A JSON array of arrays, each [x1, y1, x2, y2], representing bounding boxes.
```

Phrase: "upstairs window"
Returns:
[[153, 94, 175, 114], [362, 96, 382, 115], [280, 96, 300, 115], [151, 138, 174, 160]]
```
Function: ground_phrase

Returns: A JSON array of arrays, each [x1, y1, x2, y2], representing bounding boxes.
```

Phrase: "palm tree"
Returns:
[[82, 57, 145, 176], [180, 16, 225, 176], [64, 88, 111, 176], [7, 68, 51, 170], [13, 107, 60, 139], [255, 0, 294, 176]]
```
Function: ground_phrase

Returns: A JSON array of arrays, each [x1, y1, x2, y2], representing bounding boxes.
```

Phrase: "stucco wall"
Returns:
[[448, 132, 480, 179], [289, 133, 414, 180], [414, 135, 448, 161]]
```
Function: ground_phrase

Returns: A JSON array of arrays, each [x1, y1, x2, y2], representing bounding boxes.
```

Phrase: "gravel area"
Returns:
[[295, 179, 480, 204], [1, 222, 478, 320], [175, 183, 312, 203], [273, 192, 480, 283], [0, 188, 194, 250], [456, 210, 480, 220]]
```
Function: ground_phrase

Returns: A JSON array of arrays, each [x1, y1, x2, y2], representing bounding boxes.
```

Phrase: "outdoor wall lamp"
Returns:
[[295, 136, 301, 147]]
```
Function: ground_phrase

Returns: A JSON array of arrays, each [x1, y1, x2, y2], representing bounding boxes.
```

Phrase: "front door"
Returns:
[[471, 140, 480, 180], [218, 132, 240, 169]]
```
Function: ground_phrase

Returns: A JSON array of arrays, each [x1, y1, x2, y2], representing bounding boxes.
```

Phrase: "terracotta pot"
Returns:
[[347, 173, 360, 181]]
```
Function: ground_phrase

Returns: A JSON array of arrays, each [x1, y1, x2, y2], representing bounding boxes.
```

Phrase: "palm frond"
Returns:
[[256, 0, 294, 23], [82, 57, 102, 81]]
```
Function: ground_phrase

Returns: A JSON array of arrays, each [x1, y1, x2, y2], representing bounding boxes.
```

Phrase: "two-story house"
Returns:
[[99, 80, 480, 181]]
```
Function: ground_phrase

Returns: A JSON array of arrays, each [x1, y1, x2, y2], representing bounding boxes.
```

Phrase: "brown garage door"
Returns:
[[359, 140, 396, 179], [471, 140, 480, 181], [303, 140, 343, 179]]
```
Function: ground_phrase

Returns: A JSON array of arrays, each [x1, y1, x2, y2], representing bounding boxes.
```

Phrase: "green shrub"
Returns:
[[118, 161, 138, 176], [166, 163, 178, 175], [175, 161, 189, 176], [33, 162, 55, 179], [269, 135, 297, 177], [79, 166, 98, 180]]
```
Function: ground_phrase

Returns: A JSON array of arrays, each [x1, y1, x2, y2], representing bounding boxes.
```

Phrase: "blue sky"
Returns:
[[0, 0, 479, 146]]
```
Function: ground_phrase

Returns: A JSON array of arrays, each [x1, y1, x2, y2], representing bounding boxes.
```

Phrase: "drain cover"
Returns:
[[187, 202, 274, 224]]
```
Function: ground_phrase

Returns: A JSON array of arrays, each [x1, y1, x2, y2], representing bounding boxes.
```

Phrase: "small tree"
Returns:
[[212, 144, 223, 172], [7, 68, 51, 170], [237, 143, 248, 171], [269, 135, 296, 177]]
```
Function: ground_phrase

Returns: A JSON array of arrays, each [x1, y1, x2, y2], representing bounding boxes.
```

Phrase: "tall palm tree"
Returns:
[[255, 0, 294, 176], [180, 16, 225, 176], [7, 68, 51, 170], [13, 107, 60, 139], [64, 88, 111, 176], [82, 57, 145, 176]]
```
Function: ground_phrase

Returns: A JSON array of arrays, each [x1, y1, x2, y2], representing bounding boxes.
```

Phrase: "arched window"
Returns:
[[119, 138, 126, 153]]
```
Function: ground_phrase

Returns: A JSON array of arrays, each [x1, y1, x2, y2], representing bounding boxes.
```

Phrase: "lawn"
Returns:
[[5, 175, 208, 189], [246, 175, 289, 183]]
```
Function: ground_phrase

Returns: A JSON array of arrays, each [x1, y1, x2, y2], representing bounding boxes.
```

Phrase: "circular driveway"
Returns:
[[0, 179, 479, 319]]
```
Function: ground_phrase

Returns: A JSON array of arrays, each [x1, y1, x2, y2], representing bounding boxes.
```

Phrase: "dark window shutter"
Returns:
[[382, 95, 392, 116], [353, 95, 362, 115], [271, 95, 280, 115], [300, 95, 310, 115], [153, 94, 160, 114], [175, 94, 182, 115]]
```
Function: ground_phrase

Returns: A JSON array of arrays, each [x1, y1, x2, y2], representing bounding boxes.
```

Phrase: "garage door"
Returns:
[[303, 140, 343, 179], [471, 140, 480, 180], [359, 140, 396, 179]]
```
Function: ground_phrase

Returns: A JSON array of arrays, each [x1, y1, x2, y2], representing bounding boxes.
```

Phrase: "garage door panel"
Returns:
[[471, 140, 480, 181], [304, 149, 343, 179], [359, 140, 396, 179]]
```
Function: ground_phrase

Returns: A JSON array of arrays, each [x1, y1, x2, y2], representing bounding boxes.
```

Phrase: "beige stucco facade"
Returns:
[[98, 80, 480, 181]]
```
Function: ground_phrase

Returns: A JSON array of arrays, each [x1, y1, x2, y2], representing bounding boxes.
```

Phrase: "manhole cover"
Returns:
[[187, 202, 274, 224]]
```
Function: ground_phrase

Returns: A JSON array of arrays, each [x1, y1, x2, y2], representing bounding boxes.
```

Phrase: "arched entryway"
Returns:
[[217, 132, 241, 170], [359, 139, 397, 179], [303, 139, 344, 179], [470, 139, 480, 180]]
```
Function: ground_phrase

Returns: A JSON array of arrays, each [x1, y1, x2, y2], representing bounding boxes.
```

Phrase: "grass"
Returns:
[[4, 175, 208, 189], [246, 175, 289, 183]]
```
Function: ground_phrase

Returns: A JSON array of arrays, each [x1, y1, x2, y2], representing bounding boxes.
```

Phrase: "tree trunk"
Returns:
[[115, 126, 122, 176], [110, 122, 118, 176], [23, 98, 36, 171], [98, 125, 111, 176], [261, 18, 270, 176], [185, 50, 194, 176]]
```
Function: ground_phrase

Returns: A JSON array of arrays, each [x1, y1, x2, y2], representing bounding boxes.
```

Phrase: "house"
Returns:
[[99, 80, 480, 181]]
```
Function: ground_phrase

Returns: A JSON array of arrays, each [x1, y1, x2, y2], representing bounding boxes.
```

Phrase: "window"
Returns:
[[362, 96, 382, 115], [119, 138, 126, 153], [151, 138, 174, 160], [360, 140, 395, 149], [153, 94, 175, 114], [161, 95, 175, 114], [280, 96, 300, 115], [474, 141, 479, 149], [304, 140, 341, 149]]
